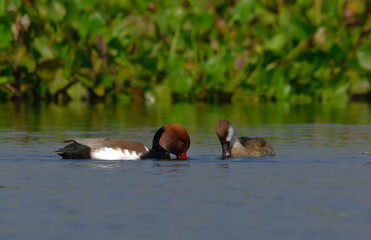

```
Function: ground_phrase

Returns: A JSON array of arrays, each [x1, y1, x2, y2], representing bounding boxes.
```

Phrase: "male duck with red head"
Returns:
[[216, 119, 275, 158], [55, 123, 190, 160]]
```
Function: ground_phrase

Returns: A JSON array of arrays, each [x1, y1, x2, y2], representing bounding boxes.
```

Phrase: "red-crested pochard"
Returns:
[[55, 123, 190, 160], [215, 119, 275, 158]]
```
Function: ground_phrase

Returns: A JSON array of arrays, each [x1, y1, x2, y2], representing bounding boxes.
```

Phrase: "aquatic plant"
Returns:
[[0, 0, 370, 103]]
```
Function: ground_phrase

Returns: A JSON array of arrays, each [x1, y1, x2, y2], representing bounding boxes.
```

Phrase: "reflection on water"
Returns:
[[153, 162, 191, 177], [153, 163, 191, 168], [0, 101, 370, 151], [83, 163, 124, 170], [217, 163, 230, 169], [1, 101, 370, 132], [0, 185, 21, 189]]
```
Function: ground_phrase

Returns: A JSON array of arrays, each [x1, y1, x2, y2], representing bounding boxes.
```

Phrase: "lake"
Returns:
[[0, 101, 370, 240]]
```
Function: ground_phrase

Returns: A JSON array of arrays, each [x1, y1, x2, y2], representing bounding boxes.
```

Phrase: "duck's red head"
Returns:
[[159, 123, 190, 160]]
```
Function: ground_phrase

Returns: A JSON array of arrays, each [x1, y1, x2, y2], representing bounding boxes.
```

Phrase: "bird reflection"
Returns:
[[217, 163, 230, 169], [87, 163, 122, 169], [69, 161, 122, 170], [153, 162, 190, 175]]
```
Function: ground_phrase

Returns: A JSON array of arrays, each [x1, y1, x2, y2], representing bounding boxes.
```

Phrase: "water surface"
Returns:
[[0, 102, 370, 239]]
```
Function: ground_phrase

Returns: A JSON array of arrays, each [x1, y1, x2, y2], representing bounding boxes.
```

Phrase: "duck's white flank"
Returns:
[[90, 147, 147, 160]]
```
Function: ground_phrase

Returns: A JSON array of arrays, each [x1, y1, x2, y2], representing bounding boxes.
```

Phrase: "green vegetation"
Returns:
[[0, 0, 370, 103]]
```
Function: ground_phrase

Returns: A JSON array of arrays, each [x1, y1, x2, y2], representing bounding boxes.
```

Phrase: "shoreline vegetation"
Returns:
[[0, 0, 370, 104]]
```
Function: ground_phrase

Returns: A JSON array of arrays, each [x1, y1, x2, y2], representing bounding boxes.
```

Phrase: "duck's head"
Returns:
[[215, 119, 236, 158], [152, 123, 191, 160]]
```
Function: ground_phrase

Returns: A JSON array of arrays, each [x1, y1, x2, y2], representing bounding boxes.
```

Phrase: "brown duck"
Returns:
[[215, 119, 275, 158], [55, 123, 190, 160]]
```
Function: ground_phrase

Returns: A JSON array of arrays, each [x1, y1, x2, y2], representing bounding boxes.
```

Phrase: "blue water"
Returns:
[[0, 103, 370, 239]]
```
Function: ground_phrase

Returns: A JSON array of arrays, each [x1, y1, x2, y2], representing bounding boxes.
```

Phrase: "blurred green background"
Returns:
[[0, 0, 370, 104]]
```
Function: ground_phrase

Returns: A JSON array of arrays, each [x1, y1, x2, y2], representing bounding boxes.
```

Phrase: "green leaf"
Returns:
[[77, 12, 105, 38], [265, 33, 287, 53], [64, 1, 78, 24], [33, 36, 54, 60], [291, 18, 310, 41], [67, 82, 89, 101], [168, 71, 193, 95], [191, 11, 214, 34], [88, 12, 105, 33], [119, 14, 155, 39], [37, 81, 48, 98], [322, 82, 349, 103], [233, 0, 263, 22], [297, 0, 312, 9], [167, 5, 186, 28], [49, 69, 69, 95], [16, 46, 36, 72], [272, 70, 290, 101], [75, 0, 96, 11], [93, 84, 105, 97], [133, 0, 147, 13], [156, 10, 168, 34], [48, 1, 66, 22], [77, 14, 89, 39], [329, 44, 346, 62], [116, 92, 131, 104], [350, 79, 370, 95], [74, 48, 91, 68], [100, 74, 114, 88], [36, 59, 63, 80], [148, 84, 172, 102], [75, 73, 93, 87], [256, 67, 269, 86], [2, 0, 21, 10], [35, 2, 48, 20], [0, 23, 12, 48], [0, 76, 10, 84], [356, 42, 371, 70], [168, 53, 186, 73]]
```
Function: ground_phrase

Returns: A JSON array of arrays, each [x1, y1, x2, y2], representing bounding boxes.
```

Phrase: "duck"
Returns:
[[55, 123, 190, 160], [363, 152, 371, 155], [215, 119, 275, 158]]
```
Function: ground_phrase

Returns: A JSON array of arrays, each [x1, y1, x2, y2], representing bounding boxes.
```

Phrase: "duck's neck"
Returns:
[[142, 128, 171, 159], [150, 142, 171, 159], [227, 125, 237, 144]]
